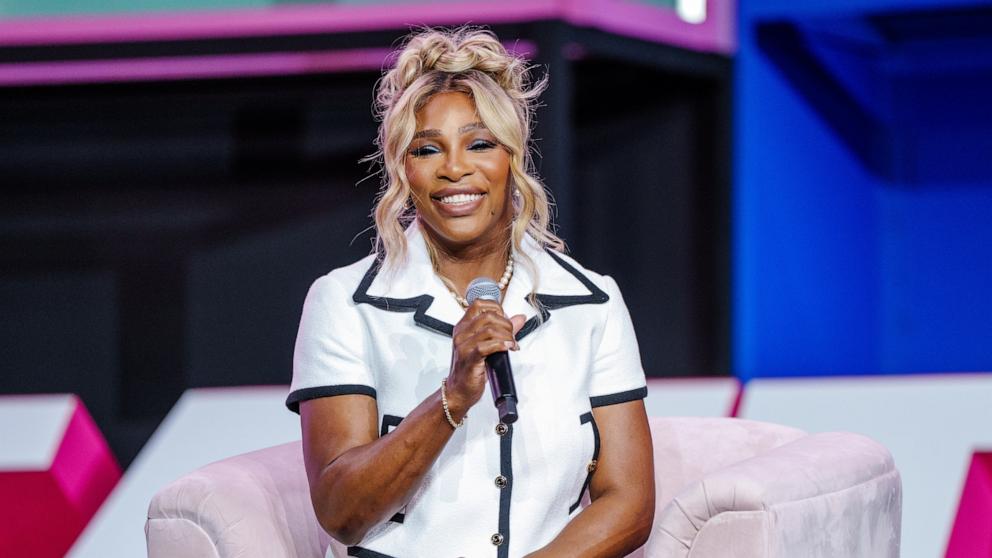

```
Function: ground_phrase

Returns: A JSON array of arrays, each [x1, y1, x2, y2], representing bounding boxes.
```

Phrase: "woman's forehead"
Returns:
[[415, 92, 483, 129]]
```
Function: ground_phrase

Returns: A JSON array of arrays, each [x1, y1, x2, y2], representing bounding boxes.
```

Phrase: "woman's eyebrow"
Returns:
[[412, 129, 440, 139], [412, 122, 487, 140], [458, 122, 487, 134]]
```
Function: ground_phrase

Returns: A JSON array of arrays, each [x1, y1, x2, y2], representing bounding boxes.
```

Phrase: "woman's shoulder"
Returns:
[[532, 245, 621, 298], [306, 253, 379, 302]]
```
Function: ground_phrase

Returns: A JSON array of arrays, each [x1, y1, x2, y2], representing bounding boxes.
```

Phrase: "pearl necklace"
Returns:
[[448, 257, 514, 308]]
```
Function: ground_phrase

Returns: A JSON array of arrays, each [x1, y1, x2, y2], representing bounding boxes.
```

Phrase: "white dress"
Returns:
[[288, 222, 647, 558]]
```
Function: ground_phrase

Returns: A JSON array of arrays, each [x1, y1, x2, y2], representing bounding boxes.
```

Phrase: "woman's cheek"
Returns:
[[405, 163, 433, 207]]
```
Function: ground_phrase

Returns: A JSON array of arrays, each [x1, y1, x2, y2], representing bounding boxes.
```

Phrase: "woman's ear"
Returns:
[[510, 180, 522, 211]]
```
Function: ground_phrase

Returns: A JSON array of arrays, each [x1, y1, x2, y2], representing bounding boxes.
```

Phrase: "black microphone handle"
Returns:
[[485, 350, 518, 424]]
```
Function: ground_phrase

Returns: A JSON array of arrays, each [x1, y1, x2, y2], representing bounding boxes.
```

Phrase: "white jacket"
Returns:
[[288, 221, 646, 558]]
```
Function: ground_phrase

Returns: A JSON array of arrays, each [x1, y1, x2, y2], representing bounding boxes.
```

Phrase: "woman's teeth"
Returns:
[[438, 193, 484, 205]]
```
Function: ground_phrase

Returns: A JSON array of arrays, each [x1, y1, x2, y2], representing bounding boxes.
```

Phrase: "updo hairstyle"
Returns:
[[366, 26, 565, 281]]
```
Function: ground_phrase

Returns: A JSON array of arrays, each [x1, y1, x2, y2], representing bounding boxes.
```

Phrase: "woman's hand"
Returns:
[[445, 299, 526, 418]]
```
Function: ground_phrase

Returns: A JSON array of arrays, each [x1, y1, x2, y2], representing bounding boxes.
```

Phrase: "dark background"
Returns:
[[0, 23, 732, 466]]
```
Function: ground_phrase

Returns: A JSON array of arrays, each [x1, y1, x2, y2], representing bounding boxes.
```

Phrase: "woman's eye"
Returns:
[[409, 145, 439, 157], [469, 140, 496, 151]]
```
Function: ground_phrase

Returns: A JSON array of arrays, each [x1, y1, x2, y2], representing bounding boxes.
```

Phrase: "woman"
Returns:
[[288, 27, 655, 557]]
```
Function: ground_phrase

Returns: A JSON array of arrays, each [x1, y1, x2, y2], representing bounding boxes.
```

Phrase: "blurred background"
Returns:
[[0, 0, 734, 468], [1, 0, 990, 557]]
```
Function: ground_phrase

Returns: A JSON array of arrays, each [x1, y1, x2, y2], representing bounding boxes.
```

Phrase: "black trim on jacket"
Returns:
[[352, 249, 609, 341], [590, 386, 648, 408], [347, 546, 396, 558], [570, 411, 602, 513], [285, 384, 376, 414]]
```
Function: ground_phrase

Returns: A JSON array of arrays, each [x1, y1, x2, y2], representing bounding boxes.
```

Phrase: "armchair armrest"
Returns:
[[646, 432, 902, 558], [145, 441, 338, 558]]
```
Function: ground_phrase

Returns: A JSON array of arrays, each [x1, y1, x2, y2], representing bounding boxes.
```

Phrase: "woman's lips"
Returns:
[[432, 192, 486, 217]]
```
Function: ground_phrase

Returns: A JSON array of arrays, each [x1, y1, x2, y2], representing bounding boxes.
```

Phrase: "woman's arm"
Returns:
[[526, 399, 655, 557], [301, 388, 457, 545], [300, 300, 526, 546]]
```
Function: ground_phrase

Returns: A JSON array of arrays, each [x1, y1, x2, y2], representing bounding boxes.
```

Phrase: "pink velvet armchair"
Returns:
[[146, 417, 901, 557]]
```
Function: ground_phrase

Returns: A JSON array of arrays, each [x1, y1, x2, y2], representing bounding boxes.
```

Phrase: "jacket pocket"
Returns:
[[569, 411, 601, 513], [379, 414, 406, 524]]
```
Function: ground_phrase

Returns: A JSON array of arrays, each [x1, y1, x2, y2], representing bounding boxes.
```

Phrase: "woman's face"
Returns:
[[405, 91, 513, 254]]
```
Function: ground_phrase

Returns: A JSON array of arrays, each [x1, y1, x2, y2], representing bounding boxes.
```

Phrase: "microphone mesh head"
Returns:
[[466, 277, 501, 303]]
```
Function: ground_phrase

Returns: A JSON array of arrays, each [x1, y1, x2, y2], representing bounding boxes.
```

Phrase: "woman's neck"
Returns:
[[425, 229, 512, 296]]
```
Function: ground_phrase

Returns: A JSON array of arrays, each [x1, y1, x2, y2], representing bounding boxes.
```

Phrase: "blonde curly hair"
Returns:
[[364, 26, 565, 295]]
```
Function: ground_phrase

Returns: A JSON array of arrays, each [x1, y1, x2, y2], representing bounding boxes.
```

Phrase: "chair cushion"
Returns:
[[648, 417, 806, 511], [146, 441, 335, 558]]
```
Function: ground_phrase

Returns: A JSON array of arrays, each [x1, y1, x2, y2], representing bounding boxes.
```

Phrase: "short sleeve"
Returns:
[[285, 274, 375, 414], [588, 275, 648, 408]]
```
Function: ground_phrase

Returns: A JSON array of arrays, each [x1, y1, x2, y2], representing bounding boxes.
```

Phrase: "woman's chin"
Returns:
[[423, 218, 505, 250]]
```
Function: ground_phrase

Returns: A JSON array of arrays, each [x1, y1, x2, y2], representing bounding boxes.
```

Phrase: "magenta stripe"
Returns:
[[0, 48, 393, 86], [0, 40, 537, 87], [0, 1, 559, 46], [563, 0, 735, 54], [0, 0, 734, 54]]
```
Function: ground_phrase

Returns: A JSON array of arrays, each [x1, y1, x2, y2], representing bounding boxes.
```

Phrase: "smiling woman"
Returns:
[[405, 93, 513, 257], [289, 26, 655, 558], [366, 27, 563, 302]]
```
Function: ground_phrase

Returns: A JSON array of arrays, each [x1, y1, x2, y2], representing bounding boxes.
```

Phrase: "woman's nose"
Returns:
[[437, 150, 473, 181]]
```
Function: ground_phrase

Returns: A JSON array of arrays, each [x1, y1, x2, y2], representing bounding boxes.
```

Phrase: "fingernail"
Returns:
[[504, 341, 514, 350], [513, 342, 520, 351]]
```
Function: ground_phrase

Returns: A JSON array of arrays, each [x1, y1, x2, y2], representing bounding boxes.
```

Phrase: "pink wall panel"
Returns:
[[946, 452, 992, 558], [0, 396, 119, 558]]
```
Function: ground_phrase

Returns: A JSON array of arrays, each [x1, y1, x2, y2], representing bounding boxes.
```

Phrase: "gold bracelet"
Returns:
[[440, 379, 466, 429]]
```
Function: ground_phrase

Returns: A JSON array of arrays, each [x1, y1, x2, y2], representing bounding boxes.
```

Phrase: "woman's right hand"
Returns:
[[445, 299, 526, 418]]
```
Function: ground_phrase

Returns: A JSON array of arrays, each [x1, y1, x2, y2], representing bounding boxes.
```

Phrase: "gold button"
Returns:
[[494, 475, 508, 489], [495, 423, 509, 436], [491, 533, 504, 546], [587, 460, 598, 473]]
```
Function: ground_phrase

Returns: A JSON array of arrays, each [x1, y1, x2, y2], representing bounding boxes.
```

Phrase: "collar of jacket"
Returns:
[[353, 220, 608, 340]]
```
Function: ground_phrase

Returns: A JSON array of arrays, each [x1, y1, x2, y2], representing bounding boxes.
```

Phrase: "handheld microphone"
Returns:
[[466, 277, 519, 424]]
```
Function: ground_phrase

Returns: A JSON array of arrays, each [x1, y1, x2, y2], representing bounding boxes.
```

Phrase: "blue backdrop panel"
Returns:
[[735, 0, 992, 379], [879, 186, 992, 372]]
